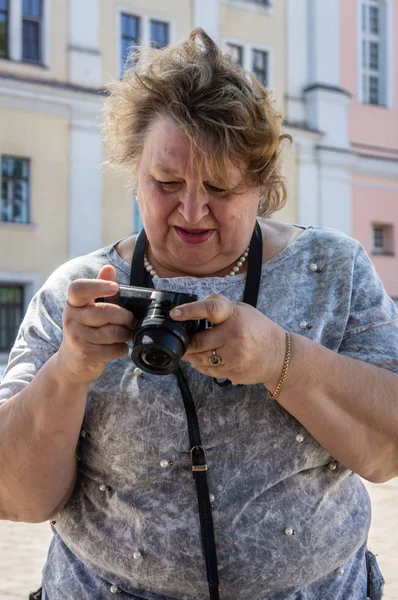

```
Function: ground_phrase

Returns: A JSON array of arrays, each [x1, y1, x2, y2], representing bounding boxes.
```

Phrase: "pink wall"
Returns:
[[340, 0, 398, 153], [341, 1, 398, 298], [352, 175, 398, 297]]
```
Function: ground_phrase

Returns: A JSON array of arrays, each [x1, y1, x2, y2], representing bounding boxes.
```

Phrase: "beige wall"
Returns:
[[0, 108, 70, 284]]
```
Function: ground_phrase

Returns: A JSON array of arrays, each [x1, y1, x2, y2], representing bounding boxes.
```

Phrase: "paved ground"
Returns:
[[0, 479, 397, 599]]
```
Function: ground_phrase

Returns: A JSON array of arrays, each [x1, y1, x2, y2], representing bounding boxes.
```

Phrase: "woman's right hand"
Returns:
[[55, 265, 135, 387]]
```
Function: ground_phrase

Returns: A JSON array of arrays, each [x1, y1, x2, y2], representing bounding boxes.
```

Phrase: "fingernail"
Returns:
[[170, 308, 182, 318]]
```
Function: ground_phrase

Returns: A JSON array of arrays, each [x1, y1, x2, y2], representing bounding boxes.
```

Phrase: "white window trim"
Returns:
[[0, 272, 40, 366], [9, 0, 50, 67], [356, 0, 393, 108], [116, 5, 176, 78], [222, 0, 274, 15], [223, 38, 274, 88], [0, 271, 41, 313]]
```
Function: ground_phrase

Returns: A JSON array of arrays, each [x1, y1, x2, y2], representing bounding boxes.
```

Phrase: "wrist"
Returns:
[[264, 330, 292, 400], [52, 351, 93, 392]]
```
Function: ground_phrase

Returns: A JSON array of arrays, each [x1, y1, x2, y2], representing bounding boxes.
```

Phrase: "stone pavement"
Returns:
[[0, 479, 397, 599]]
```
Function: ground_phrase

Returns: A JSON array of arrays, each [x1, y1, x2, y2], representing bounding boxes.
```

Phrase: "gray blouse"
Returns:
[[1, 225, 396, 600]]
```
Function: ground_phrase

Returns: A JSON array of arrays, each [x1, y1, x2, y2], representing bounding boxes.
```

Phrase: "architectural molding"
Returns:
[[0, 75, 104, 120], [0, 271, 42, 310], [69, 0, 102, 87], [193, 0, 220, 41]]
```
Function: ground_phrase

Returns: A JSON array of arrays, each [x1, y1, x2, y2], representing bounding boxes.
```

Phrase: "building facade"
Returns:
[[0, 0, 290, 368], [0, 0, 397, 369], [285, 0, 398, 301]]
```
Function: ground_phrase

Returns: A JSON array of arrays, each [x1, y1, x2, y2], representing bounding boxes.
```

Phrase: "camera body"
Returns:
[[98, 285, 206, 375]]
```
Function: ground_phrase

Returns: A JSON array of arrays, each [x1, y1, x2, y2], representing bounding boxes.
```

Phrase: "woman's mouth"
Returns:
[[174, 227, 214, 244]]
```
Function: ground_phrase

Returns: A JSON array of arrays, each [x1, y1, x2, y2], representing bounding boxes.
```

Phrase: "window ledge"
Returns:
[[0, 57, 49, 70], [372, 250, 395, 257], [0, 221, 36, 230], [222, 0, 274, 15]]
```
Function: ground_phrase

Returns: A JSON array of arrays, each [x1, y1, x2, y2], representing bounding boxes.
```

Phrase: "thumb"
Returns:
[[97, 265, 117, 283]]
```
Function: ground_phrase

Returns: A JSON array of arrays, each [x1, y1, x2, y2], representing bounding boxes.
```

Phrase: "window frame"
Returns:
[[357, 0, 393, 108], [117, 8, 175, 78], [223, 38, 273, 88], [22, 0, 43, 64], [0, 0, 9, 59], [0, 284, 24, 353], [150, 19, 169, 49], [1, 155, 31, 225], [371, 222, 394, 255], [120, 12, 140, 75]]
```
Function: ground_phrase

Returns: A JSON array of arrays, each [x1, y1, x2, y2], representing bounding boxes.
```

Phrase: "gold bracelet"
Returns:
[[268, 331, 291, 401]]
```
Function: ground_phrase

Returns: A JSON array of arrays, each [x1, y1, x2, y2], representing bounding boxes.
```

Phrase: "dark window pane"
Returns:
[[362, 4, 367, 31], [252, 49, 268, 85], [122, 14, 139, 38], [23, 0, 41, 18], [0, 0, 7, 10], [227, 44, 243, 66], [369, 75, 379, 104], [369, 6, 379, 34], [22, 20, 40, 61], [150, 21, 169, 49], [0, 15, 6, 58], [369, 41, 379, 69], [0, 285, 24, 352], [121, 14, 140, 74], [1, 157, 30, 224]]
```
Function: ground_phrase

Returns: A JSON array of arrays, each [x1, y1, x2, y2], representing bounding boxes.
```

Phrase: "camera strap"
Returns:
[[130, 222, 263, 600]]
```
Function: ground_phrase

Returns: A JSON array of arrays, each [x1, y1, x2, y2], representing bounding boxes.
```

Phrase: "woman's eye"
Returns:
[[158, 181, 180, 190], [206, 184, 227, 194]]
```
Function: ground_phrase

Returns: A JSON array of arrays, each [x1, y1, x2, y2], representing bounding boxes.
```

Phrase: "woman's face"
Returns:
[[136, 116, 260, 277]]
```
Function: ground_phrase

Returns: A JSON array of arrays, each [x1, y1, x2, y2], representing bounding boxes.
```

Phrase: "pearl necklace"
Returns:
[[144, 246, 250, 278]]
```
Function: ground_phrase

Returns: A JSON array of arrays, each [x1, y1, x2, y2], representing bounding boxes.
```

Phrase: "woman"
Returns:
[[0, 29, 396, 600]]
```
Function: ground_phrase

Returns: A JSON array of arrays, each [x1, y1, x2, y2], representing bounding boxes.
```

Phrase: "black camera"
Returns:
[[97, 285, 206, 375]]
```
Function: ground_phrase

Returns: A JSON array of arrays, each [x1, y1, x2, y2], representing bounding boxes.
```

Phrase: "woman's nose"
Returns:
[[177, 190, 210, 224]]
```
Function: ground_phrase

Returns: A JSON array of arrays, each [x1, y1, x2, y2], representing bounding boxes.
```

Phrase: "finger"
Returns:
[[68, 278, 119, 309], [184, 327, 225, 356], [170, 294, 234, 325], [84, 324, 133, 346], [67, 302, 136, 329], [94, 342, 130, 363], [97, 265, 117, 283]]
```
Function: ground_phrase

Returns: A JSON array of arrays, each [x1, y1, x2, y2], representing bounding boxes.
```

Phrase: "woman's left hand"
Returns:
[[170, 293, 286, 387]]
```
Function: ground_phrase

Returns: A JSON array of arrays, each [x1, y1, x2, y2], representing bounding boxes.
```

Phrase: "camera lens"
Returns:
[[141, 348, 171, 370]]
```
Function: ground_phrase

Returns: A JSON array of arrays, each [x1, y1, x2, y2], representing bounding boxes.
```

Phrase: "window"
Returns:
[[252, 49, 268, 85], [22, 0, 43, 63], [133, 200, 143, 234], [361, 0, 385, 105], [245, 0, 270, 4], [227, 43, 243, 66], [120, 13, 140, 75], [0, 285, 23, 352], [150, 20, 169, 49], [372, 223, 394, 255], [0, 0, 8, 59], [1, 157, 30, 224]]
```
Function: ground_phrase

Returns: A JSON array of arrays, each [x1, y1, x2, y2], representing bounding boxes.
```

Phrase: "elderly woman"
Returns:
[[0, 29, 396, 600]]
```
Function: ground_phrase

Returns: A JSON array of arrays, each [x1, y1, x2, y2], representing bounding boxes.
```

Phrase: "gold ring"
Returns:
[[208, 349, 223, 367]]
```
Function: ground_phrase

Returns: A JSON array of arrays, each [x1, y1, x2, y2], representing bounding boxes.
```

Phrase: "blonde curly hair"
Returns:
[[101, 28, 292, 216]]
